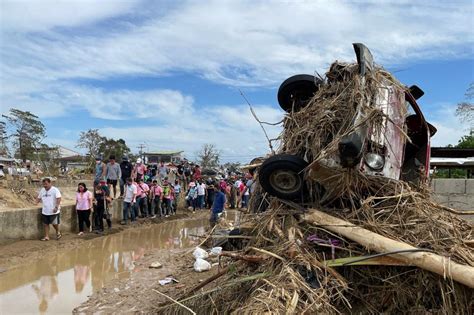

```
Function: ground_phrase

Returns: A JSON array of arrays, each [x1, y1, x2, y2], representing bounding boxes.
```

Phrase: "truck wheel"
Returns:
[[258, 154, 308, 200], [277, 74, 321, 112]]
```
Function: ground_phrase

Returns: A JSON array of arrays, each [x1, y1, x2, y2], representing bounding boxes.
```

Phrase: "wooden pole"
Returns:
[[303, 209, 474, 288]]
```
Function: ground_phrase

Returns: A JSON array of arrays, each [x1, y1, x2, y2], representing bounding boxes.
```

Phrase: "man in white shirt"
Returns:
[[121, 177, 137, 225], [197, 180, 206, 210], [36, 178, 62, 241]]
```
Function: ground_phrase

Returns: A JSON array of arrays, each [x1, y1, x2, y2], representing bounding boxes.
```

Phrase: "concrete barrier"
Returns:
[[1, 180, 471, 240], [431, 179, 474, 222], [0, 199, 123, 240]]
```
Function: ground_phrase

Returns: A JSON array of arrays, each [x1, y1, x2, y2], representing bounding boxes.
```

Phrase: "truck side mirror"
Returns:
[[353, 43, 374, 76], [409, 85, 424, 100]]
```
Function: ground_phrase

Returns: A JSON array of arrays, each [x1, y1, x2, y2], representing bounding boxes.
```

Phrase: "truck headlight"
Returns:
[[365, 153, 384, 170]]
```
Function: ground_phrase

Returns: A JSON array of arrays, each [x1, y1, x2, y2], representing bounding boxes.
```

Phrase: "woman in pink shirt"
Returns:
[[75, 182, 93, 235]]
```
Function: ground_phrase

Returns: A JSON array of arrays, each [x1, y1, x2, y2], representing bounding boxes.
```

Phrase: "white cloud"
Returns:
[[97, 99, 282, 163], [0, 0, 142, 32], [427, 103, 470, 147], [1, 0, 473, 160], [1, 0, 472, 89]]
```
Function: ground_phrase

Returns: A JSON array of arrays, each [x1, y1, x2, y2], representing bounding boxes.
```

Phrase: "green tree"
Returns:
[[456, 83, 473, 124], [2, 108, 46, 161], [197, 144, 220, 169], [456, 134, 474, 149], [76, 129, 105, 167], [0, 121, 8, 156], [76, 129, 131, 167], [99, 138, 131, 162]]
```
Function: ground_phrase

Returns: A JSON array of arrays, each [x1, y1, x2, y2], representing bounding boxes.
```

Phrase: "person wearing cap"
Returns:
[[106, 155, 121, 198], [119, 156, 133, 198], [132, 158, 147, 182], [210, 181, 227, 227], [186, 182, 198, 213], [94, 156, 106, 186]]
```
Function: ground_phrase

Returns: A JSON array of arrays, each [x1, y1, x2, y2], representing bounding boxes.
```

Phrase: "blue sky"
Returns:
[[1, 0, 473, 163]]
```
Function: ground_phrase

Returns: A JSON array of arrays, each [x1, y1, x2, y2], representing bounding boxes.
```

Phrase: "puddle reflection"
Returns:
[[0, 217, 209, 314]]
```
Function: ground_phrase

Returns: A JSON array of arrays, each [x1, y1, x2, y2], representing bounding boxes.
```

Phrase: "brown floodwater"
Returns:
[[0, 212, 238, 314]]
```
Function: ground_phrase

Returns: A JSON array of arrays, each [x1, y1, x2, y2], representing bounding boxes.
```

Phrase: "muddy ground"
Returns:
[[0, 209, 226, 314], [0, 212, 196, 271], [73, 247, 220, 314], [0, 180, 84, 210]]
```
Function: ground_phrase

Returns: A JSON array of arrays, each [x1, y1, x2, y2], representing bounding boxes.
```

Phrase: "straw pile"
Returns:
[[162, 63, 473, 314]]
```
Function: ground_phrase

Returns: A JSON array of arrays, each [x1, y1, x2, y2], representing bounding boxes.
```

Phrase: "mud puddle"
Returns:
[[0, 213, 234, 314]]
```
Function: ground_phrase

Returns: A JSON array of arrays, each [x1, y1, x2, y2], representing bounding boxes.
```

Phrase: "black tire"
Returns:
[[277, 74, 321, 112], [258, 154, 308, 200]]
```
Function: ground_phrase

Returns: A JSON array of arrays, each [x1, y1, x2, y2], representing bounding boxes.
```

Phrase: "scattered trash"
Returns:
[[160, 43, 474, 314], [210, 247, 223, 255], [113, 288, 120, 293], [194, 258, 211, 272], [149, 262, 163, 269], [193, 247, 209, 259], [158, 277, 179, 286]]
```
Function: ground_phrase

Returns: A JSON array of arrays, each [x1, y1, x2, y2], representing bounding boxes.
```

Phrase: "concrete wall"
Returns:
[[1, 179, 472, 240], [0, 200, 123, 240], [431, 179, 474, 221]]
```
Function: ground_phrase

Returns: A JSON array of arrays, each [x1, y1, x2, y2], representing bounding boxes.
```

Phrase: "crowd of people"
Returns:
[[35, 155, 256, 240]]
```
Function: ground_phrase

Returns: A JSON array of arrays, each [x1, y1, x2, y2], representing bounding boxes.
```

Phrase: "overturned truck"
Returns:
[[259, 43, 437, 204], [162, 44, 473, 314]]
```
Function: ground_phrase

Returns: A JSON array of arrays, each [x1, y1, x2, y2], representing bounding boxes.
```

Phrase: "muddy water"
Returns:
[[0, 214, 234, 314]]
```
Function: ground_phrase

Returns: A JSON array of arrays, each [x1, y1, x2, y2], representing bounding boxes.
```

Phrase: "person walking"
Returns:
[[186, 182, 198, 213], [210, 181, 226, 227], [162, 179, 172, 217], [183, 162, 192, 190], [132, 158, 147, 182], [193, 165, 202, 182], [75, 182, 93, 236], [158, 161, 168, 181], [205, 178, 215, 209], [106, 155, 121, 198], [119, 156, 133, 198], [93, 181, 112, 233], [121, 178, 137, 225], [94, 156, 106, 186], [170, 185, 176, 215], [135, 178, 150, 218], [173, 180, 181, 212], [36, 178, 62, 241], [196, 180, 206, 210], [150, 180, 163, 218]]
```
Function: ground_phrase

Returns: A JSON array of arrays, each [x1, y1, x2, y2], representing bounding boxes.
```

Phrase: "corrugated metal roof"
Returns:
[[431, 157, 474, 167], [144, 151, 183, 155]]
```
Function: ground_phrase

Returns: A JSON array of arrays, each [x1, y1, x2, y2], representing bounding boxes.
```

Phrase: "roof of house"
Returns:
[[143, 151, 184, 156], [430, 157, 474, 167], [56, 155, 86, 162], [0, 156, 16, 162], [431, 147, 474, 158], [35, 145, 83, 158], [57, 146, 82, 158]]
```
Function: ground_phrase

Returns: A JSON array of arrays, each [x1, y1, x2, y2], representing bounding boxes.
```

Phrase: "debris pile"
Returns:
[[160, 50, 474, 314]]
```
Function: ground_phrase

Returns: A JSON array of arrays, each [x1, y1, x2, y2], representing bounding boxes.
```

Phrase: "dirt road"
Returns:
[[0, 210, 217, 314]]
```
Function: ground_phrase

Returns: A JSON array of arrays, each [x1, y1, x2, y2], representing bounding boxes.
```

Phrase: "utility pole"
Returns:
[[137, 143, 146, 161]]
